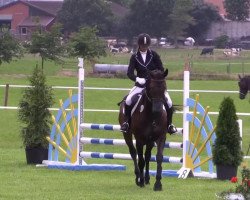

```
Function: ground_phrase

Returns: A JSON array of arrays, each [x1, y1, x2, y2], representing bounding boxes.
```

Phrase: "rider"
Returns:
[[120, 33, 177, 134]]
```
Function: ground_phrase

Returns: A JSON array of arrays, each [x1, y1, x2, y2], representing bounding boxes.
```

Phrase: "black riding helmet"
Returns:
[[137, 33, 151, 46]]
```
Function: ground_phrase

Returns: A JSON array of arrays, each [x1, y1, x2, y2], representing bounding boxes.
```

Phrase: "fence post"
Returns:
[[4, 84, 9, 106]]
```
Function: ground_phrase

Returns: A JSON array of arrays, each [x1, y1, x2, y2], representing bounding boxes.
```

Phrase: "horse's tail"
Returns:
[[172, 104, 183, 112], [117, 100, 123, 106], [117, 95, 127, 106]]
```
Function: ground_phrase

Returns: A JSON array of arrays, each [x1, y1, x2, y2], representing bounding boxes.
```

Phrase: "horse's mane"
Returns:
[[150, 70, 165, 79]]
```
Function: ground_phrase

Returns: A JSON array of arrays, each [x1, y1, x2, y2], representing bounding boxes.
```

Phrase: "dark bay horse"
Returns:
[[119, 69, 169, 191], [238, 75, 250, 99]]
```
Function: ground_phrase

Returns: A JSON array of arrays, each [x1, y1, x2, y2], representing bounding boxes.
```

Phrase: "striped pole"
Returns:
[[80, 123, 183, 135], [80, 151, 183, 164], [80, 137, 183, 149]]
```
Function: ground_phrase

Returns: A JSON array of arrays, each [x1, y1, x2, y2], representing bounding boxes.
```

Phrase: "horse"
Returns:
[[200, 47, 214, 55], [238, 75, 250, 99], [119, 69, 169, 191]]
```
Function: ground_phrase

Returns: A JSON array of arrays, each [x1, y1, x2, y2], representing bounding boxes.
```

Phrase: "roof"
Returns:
[[0, 0, 63, 16], [18, 15, 54, 26], [22, 0, 63, 16], [0, 0, 127, 19]]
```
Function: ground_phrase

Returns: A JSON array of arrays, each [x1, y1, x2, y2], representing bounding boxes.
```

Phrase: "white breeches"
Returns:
[[125, 86, 172, 108]]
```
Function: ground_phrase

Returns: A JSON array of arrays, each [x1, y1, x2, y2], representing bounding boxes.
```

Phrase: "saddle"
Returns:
[[117, 93, 143, 116]]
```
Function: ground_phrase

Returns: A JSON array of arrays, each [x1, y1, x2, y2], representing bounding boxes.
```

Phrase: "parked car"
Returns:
[[159, 37, 167, 46]]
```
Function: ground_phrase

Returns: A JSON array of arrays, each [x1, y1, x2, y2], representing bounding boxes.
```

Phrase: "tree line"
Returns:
[[57, 0, 250, 41], [0, 0, 250, 67]]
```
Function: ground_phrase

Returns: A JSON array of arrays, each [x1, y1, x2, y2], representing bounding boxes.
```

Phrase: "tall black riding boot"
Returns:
[[165, 105, 177, 134], [120, 104, 132, 134]]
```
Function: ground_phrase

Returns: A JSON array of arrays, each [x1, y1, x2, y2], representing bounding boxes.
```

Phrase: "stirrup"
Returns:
[[168, 124, 177, 135], [120, 122, 129, 133]]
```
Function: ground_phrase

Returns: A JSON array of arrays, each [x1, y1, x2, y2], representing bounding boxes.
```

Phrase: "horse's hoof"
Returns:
[[145, 178, 150, 185], [153, 182, 162, 191], [139, 183, 145, 188], [135, 181, 145, 187], [135, 178, 145, 187]]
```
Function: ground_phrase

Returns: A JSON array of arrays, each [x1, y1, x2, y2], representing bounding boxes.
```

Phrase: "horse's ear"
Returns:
[[238, 74, 242, 80], [163, 69, 168, 77]]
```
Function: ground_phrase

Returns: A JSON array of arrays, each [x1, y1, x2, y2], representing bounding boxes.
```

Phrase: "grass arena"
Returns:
[[0, 49, 250, 199]]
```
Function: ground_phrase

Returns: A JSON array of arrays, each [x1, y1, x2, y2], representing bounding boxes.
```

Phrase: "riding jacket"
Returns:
[[127, 49, 164, 87]]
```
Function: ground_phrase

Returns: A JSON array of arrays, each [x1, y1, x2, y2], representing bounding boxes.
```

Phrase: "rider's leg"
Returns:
[[164, 91, 177, 134], [120, 86, 143, 133]]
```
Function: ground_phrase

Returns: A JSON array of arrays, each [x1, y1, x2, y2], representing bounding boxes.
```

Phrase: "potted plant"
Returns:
[[212, 97, 243, 180], [216, 165, 250, 199], [18, 66, 54, 164]]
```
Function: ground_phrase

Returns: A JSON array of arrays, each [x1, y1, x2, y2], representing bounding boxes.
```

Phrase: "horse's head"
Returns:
[[238, 75, 249, 99], [146, 69, 168, 114]]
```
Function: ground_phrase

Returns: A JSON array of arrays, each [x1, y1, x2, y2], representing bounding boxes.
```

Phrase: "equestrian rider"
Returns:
[[120, 33, 177, 134]]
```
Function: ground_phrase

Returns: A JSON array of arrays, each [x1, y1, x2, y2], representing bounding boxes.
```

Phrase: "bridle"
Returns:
[[144, 78, 166, 103]]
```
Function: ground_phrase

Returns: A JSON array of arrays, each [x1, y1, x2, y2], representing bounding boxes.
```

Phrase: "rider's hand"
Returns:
[[136, 77, 146, 85]]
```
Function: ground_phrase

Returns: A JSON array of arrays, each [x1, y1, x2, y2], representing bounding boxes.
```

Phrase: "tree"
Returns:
[[18, 66, 54, 149], [108, 0, 134, 7], [69, 27, 106, 62], [0, 28, 23, 65], [224, 0, 250, 21], [212, 97, 243, 179], [187, 3, 222, 41], [29, 23, 65, 69], [168, 0, 194, 47], [58, 0, 114, 36], [119, 0, 174, 39], [145, 0, 175, 37]]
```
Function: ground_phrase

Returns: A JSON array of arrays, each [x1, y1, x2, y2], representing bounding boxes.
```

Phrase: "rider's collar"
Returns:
[[139, 50, 147, 54]]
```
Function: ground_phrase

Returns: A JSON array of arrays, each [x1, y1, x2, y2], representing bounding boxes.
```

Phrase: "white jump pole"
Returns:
[[182, 63, 190, 169], [77, 58, 85, 165], [237, 119, 243, 149]]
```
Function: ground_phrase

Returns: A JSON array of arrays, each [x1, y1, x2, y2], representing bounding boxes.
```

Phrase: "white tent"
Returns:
[[184, 37, 195, 46]]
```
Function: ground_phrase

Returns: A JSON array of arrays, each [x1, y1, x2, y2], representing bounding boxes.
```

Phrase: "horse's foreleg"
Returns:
[[124, 133, 140, 184], [154, 152, 163, 191], [154, 137, 166, 191], [136, 142, 145, 187], [144, 142, 154, 185]]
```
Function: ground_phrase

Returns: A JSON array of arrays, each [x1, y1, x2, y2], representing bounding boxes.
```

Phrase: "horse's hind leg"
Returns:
[[144, 142, 154, 185], [123, 133, 140, 185]]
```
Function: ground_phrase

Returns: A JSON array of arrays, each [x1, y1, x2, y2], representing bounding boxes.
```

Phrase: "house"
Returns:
[[0, 0, 63, 39], [0, 0, 16, 7], [204, 0, 250, 40], [0, 0, 128, 40]]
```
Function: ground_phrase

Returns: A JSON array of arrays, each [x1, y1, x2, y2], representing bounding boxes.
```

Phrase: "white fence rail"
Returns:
[[0, 84, 240, 93]]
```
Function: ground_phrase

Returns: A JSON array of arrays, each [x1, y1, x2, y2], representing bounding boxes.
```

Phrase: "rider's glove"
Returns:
[[136, 77, 146, 85]]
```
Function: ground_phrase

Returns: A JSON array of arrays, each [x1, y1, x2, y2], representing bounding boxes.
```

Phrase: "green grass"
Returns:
[[0, 51, 250, 199], [1, 48, 250, 77], [1, 108, 248, 200]]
